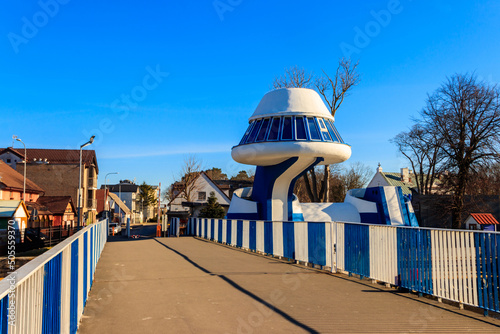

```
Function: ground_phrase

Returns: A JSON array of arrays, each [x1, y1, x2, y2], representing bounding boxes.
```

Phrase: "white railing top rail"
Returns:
[[0, 219, 107, 300]]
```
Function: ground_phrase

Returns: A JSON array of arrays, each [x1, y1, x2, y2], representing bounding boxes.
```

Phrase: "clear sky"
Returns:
[[1, 0, 499, 190]]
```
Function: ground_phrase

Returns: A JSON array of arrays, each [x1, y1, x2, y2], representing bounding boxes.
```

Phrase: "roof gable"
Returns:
[[169, 172, 231, 205], [37, 196, 75, 214], [0, 161, 45, 193]]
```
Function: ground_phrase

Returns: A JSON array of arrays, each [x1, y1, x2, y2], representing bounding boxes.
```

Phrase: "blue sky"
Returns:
[[1, 0, 499, 190]]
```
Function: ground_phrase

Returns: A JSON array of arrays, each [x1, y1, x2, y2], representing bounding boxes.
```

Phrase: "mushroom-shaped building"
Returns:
[[229, 88, 351, 221], [227, 88, 419, 227]]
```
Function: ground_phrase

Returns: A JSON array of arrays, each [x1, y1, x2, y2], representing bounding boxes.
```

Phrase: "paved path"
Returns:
[[78, 237, 500, 333]]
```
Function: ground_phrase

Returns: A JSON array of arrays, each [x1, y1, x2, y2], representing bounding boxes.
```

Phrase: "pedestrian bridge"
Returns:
[[79, 236, 500, 333], [2, 220, 500, 333]]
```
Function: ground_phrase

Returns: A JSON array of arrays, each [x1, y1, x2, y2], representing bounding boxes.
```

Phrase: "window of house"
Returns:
[[318, 118, 332, 141], [325, 119, 344, 143], [198, 192, 207, 201], [307, 117, 321, 140], [267, 117, 281, 141], [295, 117, 307, 140], [246, 119, 262, 143], [239, 121, 255, 145], [6, 159, 11, 163], [281, 117, 293, 140], [256, 118, 271, 141]]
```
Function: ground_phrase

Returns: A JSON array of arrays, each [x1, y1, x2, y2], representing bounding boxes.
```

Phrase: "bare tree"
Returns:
[[272, 59, 360, 203], [420, 74, 500, 228], [315, 58, 360, 118], [179, 155, 202, 202], [272, 66, 313, 89], [391, 123, 444, 195], [315, 58, 360, 202]]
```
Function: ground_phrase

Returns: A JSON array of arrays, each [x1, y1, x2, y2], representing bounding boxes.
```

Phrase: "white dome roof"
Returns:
[[250, 88, 333, 121]]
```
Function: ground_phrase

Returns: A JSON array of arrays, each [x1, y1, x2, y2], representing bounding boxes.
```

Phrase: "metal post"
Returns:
[[13, 136, 26, 202], [77, 136, 95, 227], [104, 172, 118, 220]]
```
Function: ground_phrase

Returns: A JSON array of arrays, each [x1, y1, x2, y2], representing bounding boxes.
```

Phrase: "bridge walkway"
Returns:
[[78, 236, 500, 333]]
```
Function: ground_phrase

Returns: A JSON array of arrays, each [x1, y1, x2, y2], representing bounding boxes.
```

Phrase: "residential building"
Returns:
[[103, 180, 158, 223], [168, 172, 230, 219], [0, 200, 29, 236], [0, 160, 44, 202], [367, 165, 417, 195], [465, 213, 499, 232], [0, 147, 98, 225], [25, 201, 52, 228], [37, 196, 76, 229]]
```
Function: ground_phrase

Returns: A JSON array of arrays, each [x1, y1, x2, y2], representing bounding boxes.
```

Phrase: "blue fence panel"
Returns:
[[0, 295, 8, 334], [282, 222, 295, 259], [226, 220, 232, 244], [264, 221, 273, 254], [236, 220, 243, 247], [475, 232, 500, 312], [70, 240, 79, 334], [218, 220, 223, 242], [344, 224, 370, 278], [90, 228, 94, 287], [210, 219, 214, 240], [397, 228, 433, 294], [42, 253, 62, 334], [83, 232, 88, 306], [249, 221, 257, 251], [308, 222, 326, 266]]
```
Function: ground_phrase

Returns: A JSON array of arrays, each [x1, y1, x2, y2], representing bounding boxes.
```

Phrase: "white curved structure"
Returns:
[[229, 88, 351, 221]]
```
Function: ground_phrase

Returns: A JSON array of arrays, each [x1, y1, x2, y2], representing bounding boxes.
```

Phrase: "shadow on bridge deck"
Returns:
[[78, 236, 500, 334]]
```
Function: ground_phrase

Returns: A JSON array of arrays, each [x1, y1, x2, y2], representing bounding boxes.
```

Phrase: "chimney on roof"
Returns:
[[401, 167, 410, 183], [376, 163, 382, 173]]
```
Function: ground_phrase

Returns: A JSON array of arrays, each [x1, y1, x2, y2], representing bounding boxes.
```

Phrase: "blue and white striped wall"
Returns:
[[188, 218, 500, 314], [0, 219, 108, 334]]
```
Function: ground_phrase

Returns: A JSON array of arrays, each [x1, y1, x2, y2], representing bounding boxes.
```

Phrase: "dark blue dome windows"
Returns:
[[239, 116, 345, 145]]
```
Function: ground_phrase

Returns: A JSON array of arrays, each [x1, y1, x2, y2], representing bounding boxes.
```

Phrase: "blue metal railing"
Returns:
[[0, 219, 108, 333], [188, 218, 500, 315]]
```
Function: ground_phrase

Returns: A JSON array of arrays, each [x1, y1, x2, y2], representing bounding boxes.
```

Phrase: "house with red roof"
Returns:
[[37, 196, 76, 229], [465, 213, 499, 232]]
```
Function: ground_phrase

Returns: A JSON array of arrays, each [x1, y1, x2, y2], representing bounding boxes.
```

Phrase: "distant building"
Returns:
[[367, 165, 416, 195], [37, 196, 76, 229], [104, 180, 157, 223], [0, 200, 29, 234], [0, 147, 98, 225], [367, 165, 441, 196], [465, 213, 499, 232], [168, 172, 230, 219]]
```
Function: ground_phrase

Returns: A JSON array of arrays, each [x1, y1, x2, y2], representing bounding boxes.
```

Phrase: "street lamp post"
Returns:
[[78, 135, 95, 227], [13, 136, 26, 202], [104, 172, 119, 220]]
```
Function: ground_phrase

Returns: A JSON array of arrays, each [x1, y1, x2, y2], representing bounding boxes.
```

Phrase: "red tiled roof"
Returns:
[[37, 196, 75, 215], [0, 147, 98, 173], [470, 213, 499, 225], [0, 161, 45, 193]]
